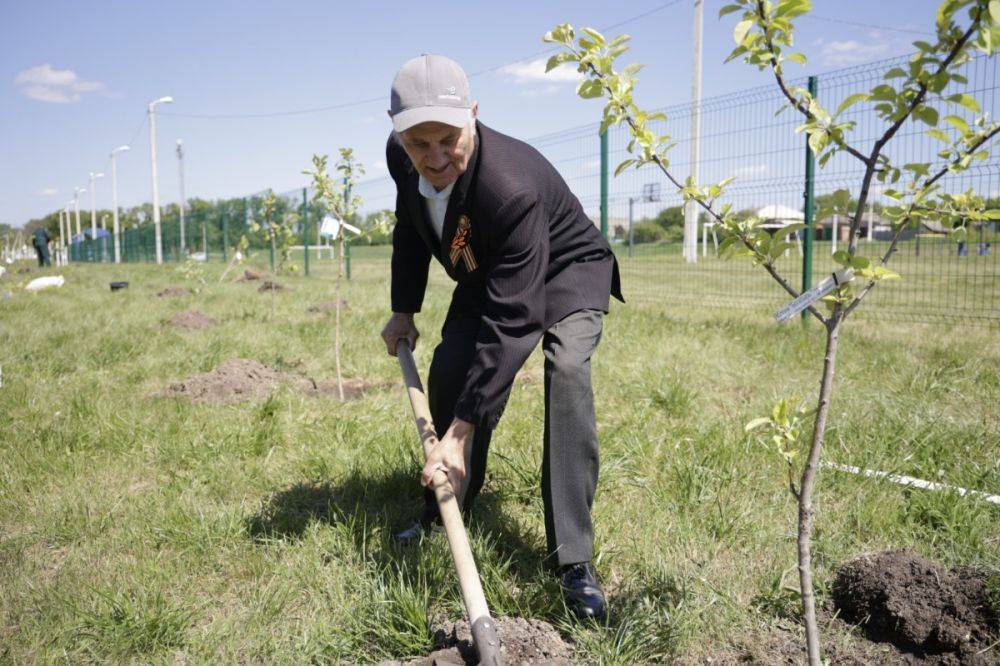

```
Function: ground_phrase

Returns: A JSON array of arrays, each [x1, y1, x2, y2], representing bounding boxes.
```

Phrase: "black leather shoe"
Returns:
[[559, 562, 607, 622], [391, 511, 441, 546]]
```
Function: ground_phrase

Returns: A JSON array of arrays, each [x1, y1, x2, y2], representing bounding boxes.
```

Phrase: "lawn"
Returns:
[[1, 255, 997, 663]]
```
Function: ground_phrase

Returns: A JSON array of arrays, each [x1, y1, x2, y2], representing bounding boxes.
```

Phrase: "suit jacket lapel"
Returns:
[[440, 123, 482, 276]]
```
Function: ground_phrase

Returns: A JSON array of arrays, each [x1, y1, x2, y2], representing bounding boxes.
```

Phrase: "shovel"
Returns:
[[395, 340, 503, 666]]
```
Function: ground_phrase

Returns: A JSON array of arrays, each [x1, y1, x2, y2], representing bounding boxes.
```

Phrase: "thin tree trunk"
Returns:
[[798, 316, 841, 665], [334, 233, 345, 401]]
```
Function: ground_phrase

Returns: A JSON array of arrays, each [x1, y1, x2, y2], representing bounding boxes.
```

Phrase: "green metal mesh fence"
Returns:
[[67, 53, 999, 323]]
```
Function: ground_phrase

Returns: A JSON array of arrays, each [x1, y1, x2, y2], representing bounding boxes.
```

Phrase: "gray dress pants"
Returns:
[[423, 308, 604, 566]]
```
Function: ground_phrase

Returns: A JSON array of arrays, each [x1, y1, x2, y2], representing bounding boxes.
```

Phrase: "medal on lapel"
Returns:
[[449, 215, 478, 271]]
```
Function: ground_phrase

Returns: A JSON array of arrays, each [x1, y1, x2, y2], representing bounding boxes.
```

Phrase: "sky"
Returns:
[[0, 0, 942, 228]]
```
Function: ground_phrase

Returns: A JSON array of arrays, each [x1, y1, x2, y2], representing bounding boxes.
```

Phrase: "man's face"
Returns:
[[397, 106, 477, 190]]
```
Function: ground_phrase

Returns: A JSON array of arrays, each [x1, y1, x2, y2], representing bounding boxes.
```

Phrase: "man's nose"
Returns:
[[428, 144, 449, 167]]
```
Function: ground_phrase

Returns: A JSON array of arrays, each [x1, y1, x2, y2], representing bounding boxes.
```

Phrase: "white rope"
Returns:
[[821, 461, 1000, 506]]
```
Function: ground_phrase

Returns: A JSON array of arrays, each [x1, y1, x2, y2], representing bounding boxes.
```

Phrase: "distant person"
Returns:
[[380, 54, 623, 621], [32, 227, 52, 267]]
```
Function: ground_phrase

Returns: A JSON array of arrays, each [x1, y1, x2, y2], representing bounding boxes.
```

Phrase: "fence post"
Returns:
[[222, 208, 229, 262], [801, 75, 818, 325], [600, 129, 609, 240], [303, 187, 310, 277]]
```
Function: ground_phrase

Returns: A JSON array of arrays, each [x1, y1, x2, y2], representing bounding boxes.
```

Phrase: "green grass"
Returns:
[[1, 256, 997, 663]]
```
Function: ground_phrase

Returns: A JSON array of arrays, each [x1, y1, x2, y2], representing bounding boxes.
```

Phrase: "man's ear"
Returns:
[[471, 101, 479, 118]]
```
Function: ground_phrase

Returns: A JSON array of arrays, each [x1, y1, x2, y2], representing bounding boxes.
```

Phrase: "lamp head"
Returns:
[[149, 96, 174, 108], [112, 145, 130, 155]]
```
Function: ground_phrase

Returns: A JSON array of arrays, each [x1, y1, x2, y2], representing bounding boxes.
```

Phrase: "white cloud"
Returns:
[[37, 187, 58, 197], [372, 160, 388, 172], [518, 85, 560, 98], [13, 63, 109, 104], [500, 57, 582, 84], [816, 32, 895, 66], [22, 86, 79, 103]]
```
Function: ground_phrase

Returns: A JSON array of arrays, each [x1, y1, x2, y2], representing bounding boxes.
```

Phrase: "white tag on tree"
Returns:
[[319, 214, 341, 238], [774, 268, 854, 323]]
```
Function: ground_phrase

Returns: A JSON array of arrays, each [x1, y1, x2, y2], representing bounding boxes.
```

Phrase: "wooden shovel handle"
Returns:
[[395, 340, 503, 666]]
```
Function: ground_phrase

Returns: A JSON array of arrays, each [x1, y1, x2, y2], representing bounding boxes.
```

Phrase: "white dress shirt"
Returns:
[[418, 175, 455, 242]]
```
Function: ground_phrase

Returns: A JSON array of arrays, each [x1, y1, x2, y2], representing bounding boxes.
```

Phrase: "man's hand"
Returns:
[[421, 418, 474, 502], [381, 312, 419, 356]]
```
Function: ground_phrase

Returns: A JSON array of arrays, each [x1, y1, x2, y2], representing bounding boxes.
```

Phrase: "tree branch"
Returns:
[[842, 122, 1000, 318], [754, 0, 871, 166]]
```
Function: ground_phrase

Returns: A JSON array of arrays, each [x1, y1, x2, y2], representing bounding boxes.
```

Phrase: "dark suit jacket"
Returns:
[[388, 121, 624, 430]]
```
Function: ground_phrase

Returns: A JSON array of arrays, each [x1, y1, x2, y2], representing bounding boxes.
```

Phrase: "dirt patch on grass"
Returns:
[[258, 280, 285, 293], [306, 299, 350, 314], [380, 616, 573, 665], [168, 310, 216, 330], [832, 550, 998, 663], [163, 359, 389, 404], [157, 287, 190, 298], [236, 269, 262, 282]]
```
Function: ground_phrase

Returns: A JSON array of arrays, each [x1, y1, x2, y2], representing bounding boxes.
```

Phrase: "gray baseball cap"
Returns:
[[389, 54, 471, 133]]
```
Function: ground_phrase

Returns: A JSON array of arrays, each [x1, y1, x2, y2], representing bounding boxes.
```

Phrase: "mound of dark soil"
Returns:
[[258, 280, 285, 293], [380, 616, 574, 665], [16, 267, 34, 274], [164, 359, 289, 404], [164, 359, 388, 404], [306, 299, 350, 313], [833, 550, 998, 663], [157, 287, 189, 298], [168, 310, 216, 330], [236, 269, 262, 282]]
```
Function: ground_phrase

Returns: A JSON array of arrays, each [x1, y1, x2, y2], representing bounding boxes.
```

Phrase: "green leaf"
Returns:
[[948, 93, 981, 113], [545, 52, 577, 72], [990, 0, 1000, 23], [745, 417, 771, 432], [832, 250, 851, 266], [884, 67, 908, 79], [925, 129, 951, 143], [913, 105, 939, 126], [733, 20, 753, 45], [581, 27, 606, 45], [849, 255, 871, 270], [719, 4, 743, 17], [942, 114, 969, 134], [785, 52, 807, 65], [835, 93, 870, 116], [576, 79, 604, 99], [614, 159, 636, 177]]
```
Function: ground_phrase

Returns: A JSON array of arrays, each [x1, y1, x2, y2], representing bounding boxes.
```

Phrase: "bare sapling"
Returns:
[[545, 1, 1000, 661]]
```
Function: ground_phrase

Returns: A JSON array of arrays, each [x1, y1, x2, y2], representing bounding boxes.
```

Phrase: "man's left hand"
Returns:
[[421, 418, 474, 502]]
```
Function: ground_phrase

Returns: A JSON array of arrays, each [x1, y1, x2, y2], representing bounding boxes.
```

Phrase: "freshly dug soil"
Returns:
[[236, 269, 262, 282], [833, 550, 998, 663], [16, 267, 34, 274], [164, 359, 387, 404], [164, 359, 288, 404], [258, 280, 285, 293], [306, 299, 350, 314], [157, 287, 190, 298], [380, 616, 574, 665], [168, 310, 216, 330]]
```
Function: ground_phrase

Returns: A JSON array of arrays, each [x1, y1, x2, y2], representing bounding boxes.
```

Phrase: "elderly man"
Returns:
[[380, 54, 623, 621]]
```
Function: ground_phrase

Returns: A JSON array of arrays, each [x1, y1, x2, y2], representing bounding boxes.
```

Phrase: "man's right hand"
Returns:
[[381, 312, 419, 356]]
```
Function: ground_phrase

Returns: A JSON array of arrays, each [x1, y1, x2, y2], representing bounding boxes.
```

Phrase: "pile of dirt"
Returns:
[[157, 287, 190, 298], [380, 616, 574, 665], [163, 359, 387, 404], [258, 280, 285, 293], [833, 550, 998, 662], [168, 310, 216, 330], [236, 269, 262, 282], [16, 266, 34, 274], [165, 359, 291, 404], [306, 299, 350, 313]]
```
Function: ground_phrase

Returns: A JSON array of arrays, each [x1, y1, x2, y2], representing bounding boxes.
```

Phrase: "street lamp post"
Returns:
[[57, 209, 66, 266], [111, 145, 130, 264], [64, 203, 74, 263], [89, 171, 105, 262], [176, 139, 186, 255], [148, 95, 173, 264], [73, 187, 85, 237]]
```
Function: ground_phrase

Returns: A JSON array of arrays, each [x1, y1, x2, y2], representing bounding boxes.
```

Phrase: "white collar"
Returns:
[[418, 175, 456, 201]]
